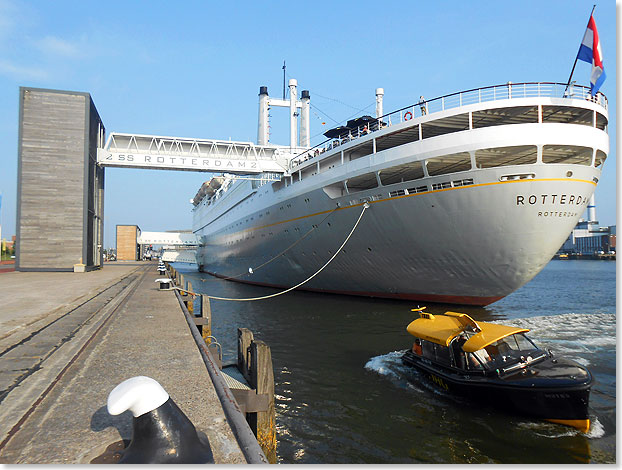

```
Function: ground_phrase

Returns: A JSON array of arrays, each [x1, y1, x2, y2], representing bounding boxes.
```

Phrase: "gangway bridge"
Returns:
[[136, 231, 199, 265], [97, 133, 306, 175], [137, 231, 200, 246]]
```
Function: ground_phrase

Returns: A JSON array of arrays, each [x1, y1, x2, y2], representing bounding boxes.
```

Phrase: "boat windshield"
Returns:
[[464, 333, 545, 372]]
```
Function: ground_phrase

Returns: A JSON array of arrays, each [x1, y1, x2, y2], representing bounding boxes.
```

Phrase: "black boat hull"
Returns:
[[402, 351, 591, 431]]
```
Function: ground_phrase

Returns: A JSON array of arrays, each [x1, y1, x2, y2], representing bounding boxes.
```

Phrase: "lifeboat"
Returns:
[[192, 177, 225, 206]]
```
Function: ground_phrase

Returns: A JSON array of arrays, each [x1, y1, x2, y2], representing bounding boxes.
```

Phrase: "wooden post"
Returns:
[[187, 281, 193, 314], [249, 341, 276, 464], [201, 295, 212, 343], [237, 328, 254, 383], [180, 273, 185, 291]]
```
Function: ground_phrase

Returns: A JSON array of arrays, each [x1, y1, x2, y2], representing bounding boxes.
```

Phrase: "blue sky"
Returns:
[[0, 0, 617, 249]]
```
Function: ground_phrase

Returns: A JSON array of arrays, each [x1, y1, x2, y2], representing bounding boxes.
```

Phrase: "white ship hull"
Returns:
[[192, 83, 609, 306]]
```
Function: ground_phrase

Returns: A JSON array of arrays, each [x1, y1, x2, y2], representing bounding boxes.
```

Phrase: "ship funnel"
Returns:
[[257, 86, 269, 145], [376, 88, 384, 119], [300, 90, 310, 147], [289, 79, 298, 150]]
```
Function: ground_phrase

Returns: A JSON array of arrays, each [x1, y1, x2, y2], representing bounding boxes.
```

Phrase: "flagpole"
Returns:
[[563, 4, 596, 96]]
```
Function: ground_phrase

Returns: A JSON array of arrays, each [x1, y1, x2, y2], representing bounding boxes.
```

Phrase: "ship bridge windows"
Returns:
[[426, 152, 472, 176], [345, 172, 379, 194], [475, 145, 537, 168], [421, 113, 469, 139], [542, 106, 592, 126], [595, 150, 607, 168], [472, 106, 538, 128], [345, 141, 374, 162], [596, 112, 608, 131], [542, 145, 592, 166], [379, 161, 424, 185], [375, 126, 420, 153]]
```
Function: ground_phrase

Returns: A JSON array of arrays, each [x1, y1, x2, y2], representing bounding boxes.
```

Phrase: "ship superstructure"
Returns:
[[192, 81, 609, 305]]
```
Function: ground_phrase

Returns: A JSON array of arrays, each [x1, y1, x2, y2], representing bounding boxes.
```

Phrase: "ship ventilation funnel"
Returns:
[[376, 88, 384, 119], [300, 90, 310, 147], [289, 79, 298, 150], [257, 86, 269, 145]]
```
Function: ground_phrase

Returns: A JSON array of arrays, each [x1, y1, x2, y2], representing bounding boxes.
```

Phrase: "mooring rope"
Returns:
[[173, 203, 369, 302]]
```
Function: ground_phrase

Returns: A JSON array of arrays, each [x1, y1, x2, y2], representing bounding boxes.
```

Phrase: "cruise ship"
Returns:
[[192, 81, 609, 305]]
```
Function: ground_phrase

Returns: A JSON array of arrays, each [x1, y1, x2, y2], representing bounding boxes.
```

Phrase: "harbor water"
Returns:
[[175, 260, 616, 464]]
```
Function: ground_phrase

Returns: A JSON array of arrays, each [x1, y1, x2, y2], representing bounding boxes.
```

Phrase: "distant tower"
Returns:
[[587, 194, 598, 227]]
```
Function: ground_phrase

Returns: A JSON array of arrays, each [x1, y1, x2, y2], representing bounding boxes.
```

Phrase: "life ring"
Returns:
[[404, 111, 413, 121]]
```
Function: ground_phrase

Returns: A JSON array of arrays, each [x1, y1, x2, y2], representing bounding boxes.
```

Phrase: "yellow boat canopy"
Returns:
[[406, 310, 529, 352]]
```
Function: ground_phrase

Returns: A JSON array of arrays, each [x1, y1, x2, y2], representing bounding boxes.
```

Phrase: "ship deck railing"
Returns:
[[289, 82, 607, 169]]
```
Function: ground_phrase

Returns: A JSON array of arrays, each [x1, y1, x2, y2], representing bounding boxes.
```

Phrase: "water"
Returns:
[[175, 260, 616, 464]]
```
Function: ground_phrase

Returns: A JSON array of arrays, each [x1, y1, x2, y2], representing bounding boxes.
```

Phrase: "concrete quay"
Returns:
[[0, 261, 256, 464]]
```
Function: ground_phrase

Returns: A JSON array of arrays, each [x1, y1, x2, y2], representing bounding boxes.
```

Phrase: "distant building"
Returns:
[[116, 225, 142, 261], [559, 195, 615, 255]]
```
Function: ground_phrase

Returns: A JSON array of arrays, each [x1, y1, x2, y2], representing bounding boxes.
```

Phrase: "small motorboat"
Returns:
[[401, 307, 593, 432]]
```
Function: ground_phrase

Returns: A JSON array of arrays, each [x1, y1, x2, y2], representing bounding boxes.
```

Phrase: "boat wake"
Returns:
[[364, 350, 449, 397], [493, 313, 615, 366], [516, 417, 605, 439], [364, 350, 422, 392]]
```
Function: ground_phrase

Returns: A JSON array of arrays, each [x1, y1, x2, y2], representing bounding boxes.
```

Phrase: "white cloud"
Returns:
[[0, 59, 48, 81], [34, 35, 83, 59]]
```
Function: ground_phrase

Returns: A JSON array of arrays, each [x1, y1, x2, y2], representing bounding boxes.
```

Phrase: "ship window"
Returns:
[[426, 152, 471, 176], [466, 352, 486, 370], [542, 105, 592, 126], [475, 145, 537, 168], [421, 341, 435, 360], [421, 113, 469, 139], [472, 106, 538, 128], [542, 145, 592, 165], [432, 182, 452, 190], [595, 150, 607, 168], [379, 161, 424, 185], [433, 343, 452, 366], [596, 112, 608, 131], [389, 189, 406, 198], [346, 172, 378, 194], [407, 185, 428, 194], [452, 178, 474, 187]]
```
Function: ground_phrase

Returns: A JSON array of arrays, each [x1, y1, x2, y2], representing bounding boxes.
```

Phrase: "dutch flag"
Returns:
[[577, 14, 606, 95]]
